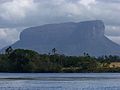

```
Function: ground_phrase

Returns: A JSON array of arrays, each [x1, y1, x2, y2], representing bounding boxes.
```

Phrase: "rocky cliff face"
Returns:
[[6, 20, 120, 56]]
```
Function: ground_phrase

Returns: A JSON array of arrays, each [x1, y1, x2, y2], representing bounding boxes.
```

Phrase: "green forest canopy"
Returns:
[[0, 47, 120, 73]]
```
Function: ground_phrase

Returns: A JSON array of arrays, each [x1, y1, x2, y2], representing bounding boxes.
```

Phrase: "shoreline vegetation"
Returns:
[[0, 47, 120, 73]]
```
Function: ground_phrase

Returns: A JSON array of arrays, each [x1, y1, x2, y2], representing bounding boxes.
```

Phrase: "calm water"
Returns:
[[0, 73, 120, 90]]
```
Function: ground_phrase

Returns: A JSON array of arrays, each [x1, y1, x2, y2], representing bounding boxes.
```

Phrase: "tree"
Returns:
[[5, 46, 13, 55], [8, 49, 40, 72], [52, 48, 57, 55]]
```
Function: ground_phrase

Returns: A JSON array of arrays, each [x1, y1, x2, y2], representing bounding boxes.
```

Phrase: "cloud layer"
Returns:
[[0, 0, 120, 27], [0, 0, 120, 48], [0, 28, 20, 48]]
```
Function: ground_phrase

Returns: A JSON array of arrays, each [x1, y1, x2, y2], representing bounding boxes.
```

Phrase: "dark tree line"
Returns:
[[0, 47, 120, 73]]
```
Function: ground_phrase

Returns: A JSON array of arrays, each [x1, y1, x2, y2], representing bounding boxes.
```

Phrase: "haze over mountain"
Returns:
[[4, 20, 120, 56]]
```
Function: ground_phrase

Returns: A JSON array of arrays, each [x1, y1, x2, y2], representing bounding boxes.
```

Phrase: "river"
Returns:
[[0, 73, 120, 90]]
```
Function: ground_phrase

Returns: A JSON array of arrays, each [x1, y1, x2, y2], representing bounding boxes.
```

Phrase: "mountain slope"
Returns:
[[4, 20, 120, 56]]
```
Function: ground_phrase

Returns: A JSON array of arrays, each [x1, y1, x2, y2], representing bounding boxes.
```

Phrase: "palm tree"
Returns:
[[52, 48, 57, 64], [5, 46, 13, 55], [52, 48, 57, 55]]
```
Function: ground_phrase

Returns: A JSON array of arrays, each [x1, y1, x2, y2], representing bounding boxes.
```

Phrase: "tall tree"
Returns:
[[5, 46, 13, 55], [52, 48, 57, 55]]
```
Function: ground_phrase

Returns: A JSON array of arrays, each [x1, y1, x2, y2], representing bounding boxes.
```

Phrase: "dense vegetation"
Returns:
[[0, 47, 120, 73]]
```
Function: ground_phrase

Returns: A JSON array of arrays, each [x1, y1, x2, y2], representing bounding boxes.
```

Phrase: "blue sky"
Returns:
[[0, 0, 120, 48]]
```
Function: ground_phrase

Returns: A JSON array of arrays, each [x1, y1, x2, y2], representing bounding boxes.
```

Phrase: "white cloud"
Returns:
[[0, 0, 36, 21], [0, 0, 120, 27], [0, 28, 20, 48], [105, 26, 120, 36], [79, 0, 96, 8], [107, 36, 120, 45]]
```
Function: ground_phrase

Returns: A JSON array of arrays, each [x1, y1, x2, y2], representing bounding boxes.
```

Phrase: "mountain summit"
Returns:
[[5, 20, 120, 56]]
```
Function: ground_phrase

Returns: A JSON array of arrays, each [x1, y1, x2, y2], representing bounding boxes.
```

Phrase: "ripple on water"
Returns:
[[0, 73, 120, 90]]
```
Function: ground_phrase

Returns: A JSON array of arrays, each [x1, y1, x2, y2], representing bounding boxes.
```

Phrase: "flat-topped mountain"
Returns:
[[4, 20, 120, 56]]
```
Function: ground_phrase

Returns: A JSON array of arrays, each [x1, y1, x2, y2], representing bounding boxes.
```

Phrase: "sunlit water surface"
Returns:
[[0, 73, 120, 90]]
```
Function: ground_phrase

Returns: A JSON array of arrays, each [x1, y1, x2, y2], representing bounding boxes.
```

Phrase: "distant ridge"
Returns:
[[2, 20, 120, 56]]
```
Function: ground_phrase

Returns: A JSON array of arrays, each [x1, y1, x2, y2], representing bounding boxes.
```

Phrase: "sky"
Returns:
[[0, 0, 120, 48]]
